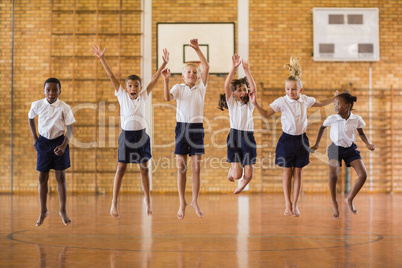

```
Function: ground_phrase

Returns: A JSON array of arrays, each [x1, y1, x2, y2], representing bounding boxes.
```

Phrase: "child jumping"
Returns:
[[162, 39, 210, 220], [218, 54, 257, 194], [310, 93, 375, 218], [28, 78, 75, 226], [91, 44, 169, 218], [249, 56, 338, 216]]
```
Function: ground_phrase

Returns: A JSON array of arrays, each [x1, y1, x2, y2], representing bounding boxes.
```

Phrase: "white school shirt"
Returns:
[[28, 98, 76, 140], [323, 113, 366, 148], [115, 86, 149, 131], [170, 79, 206, 123], [226, 95, 254, 131], [269, 94, 316, 135]]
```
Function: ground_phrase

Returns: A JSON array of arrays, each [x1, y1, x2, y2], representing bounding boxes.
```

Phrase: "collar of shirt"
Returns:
[[181, 82, 199, 90], [334, 112, 357, 121], [285, 95, 304, 103], [43, 98, 61, 107]]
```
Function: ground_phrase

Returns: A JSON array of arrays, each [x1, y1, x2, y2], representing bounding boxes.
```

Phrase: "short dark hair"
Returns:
[[125, 75, 142, 85], [44, 77, 61, 89]]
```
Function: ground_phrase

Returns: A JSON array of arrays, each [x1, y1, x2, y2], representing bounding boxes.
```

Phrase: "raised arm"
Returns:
[[242, 60, 256, 94], [224, 54, 241, 98], [146, 48, 169, 95], [162, 68, 173, 101], [249, 91, 275, 118], [91, 44, 120, 91], [312, 90, 340, 107], [189, 39, 210, 85], [357, 128, 375, 151], [310, 125, 327, 152]]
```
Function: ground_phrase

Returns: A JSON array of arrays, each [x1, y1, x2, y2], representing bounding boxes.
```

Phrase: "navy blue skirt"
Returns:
[[227, 128, 257, 166], [275, 132, 310, 168]]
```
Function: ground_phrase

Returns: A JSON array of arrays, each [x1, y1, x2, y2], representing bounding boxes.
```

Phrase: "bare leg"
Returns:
[[329, 160, 340, 219], [55, 170, 71, 225], [111, 162, 127, 218], [228, 162, 242, 182], [292, 168, 303, 217], [234, 164, 253, 194], [139, 161, 152, 216], [191, 155, 203, 218], [176, 155, 188, 220], [345, 159, 367, 215], [282, 168, 293, 216], [36, 172, 49, 226]]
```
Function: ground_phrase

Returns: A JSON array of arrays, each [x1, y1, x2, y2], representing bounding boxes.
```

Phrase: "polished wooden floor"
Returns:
[[1, 192, 401, 267]]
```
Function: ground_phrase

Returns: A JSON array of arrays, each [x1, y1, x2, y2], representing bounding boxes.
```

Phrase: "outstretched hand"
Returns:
[[367, 143, 375, 151], [91, 44, 106, 59], [249, 91, 256, 104], [162, 48, 169, 64], [161, 68, 171, 80], [310, 145, 319, 153], [242, 59, 250, 71], [189, 39, 199, 50], [232, 54, 241, 68], [334, 90, 340, 96]]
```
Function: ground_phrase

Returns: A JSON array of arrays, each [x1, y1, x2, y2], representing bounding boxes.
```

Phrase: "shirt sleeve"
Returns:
[[64, 104, 76, 125], [199, 79, 206, 94], [114, 86, 124, 97], [323, 114, 339, 127], [170, 84, 180, 100], [140, 89, 149, 101], [28, 102, 38, 119], [226, 94, 235, 109], [306, 95, 317, 107], [322, 116, 332, 127], [269, 97, 282, 113], [357, 116, 366, 128]]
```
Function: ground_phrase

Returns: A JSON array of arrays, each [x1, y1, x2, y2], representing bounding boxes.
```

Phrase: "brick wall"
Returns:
[[0, 1, 13, 192], [0, 0, 401, 193], [248, 0, 402, 192]]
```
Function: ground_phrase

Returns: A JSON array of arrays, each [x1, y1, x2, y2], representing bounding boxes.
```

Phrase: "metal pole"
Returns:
[[369, 67, 373, 191]]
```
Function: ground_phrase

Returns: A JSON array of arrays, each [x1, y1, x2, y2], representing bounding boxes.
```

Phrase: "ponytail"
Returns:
[[218, 94, 228, 110], [284, 56, 303, 88]]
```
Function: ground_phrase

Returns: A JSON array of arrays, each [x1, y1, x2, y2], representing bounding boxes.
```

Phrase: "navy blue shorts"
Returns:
[[227, 128, 257, 166], [118, 129, 152, 164], [35, 135, 70, 172], [275, 132, 310, 168], [175, 122, 205, 156], [328, 142, 361, 167]]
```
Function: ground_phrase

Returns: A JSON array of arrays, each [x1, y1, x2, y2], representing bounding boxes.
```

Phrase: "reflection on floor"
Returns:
[[1, 193, 401, 267]]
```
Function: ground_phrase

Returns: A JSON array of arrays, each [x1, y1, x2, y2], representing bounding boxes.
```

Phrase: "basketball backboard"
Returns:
[[157, 23, 235, 74]]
